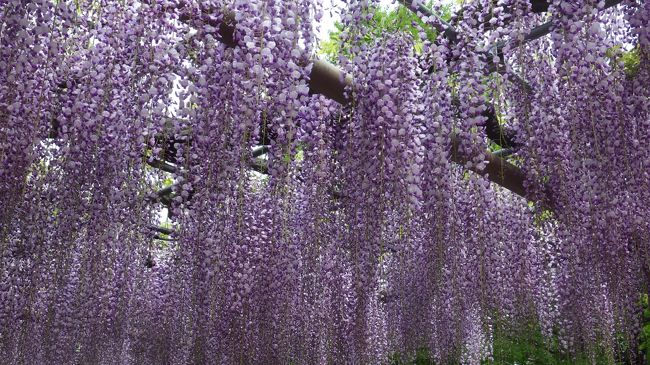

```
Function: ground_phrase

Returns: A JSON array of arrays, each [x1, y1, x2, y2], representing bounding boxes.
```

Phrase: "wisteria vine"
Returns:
[[1, 0, 649, 364]]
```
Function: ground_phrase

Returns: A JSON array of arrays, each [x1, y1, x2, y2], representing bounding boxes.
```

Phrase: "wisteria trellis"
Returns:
[[0, 0, 649, 364]]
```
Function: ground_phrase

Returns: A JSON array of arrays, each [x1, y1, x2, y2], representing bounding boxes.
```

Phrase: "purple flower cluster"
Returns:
[[0, 0, 648, 364]]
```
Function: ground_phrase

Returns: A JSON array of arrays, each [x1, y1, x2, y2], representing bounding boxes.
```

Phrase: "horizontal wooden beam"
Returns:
[[528, 0, 624, 13], [450, 138, 527, 198]]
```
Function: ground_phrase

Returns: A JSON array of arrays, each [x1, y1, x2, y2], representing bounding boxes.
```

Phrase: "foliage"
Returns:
[[488, 325, 618, 365], [387, 319, 639, 365], [641, 294, 650, 363], [318, 2, 450, 63], [606, 45, 643, 77], [389, 348, 436, 365]]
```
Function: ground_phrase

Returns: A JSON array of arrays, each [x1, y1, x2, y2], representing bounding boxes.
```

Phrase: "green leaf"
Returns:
[[316, 1, 449, 63]]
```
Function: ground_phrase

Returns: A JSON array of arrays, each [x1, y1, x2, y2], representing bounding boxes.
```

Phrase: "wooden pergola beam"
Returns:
[[528, 0, 624, 13]]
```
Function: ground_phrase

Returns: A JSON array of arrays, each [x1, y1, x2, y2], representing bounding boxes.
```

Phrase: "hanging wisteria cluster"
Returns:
[[1, 0, 649, 363]]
